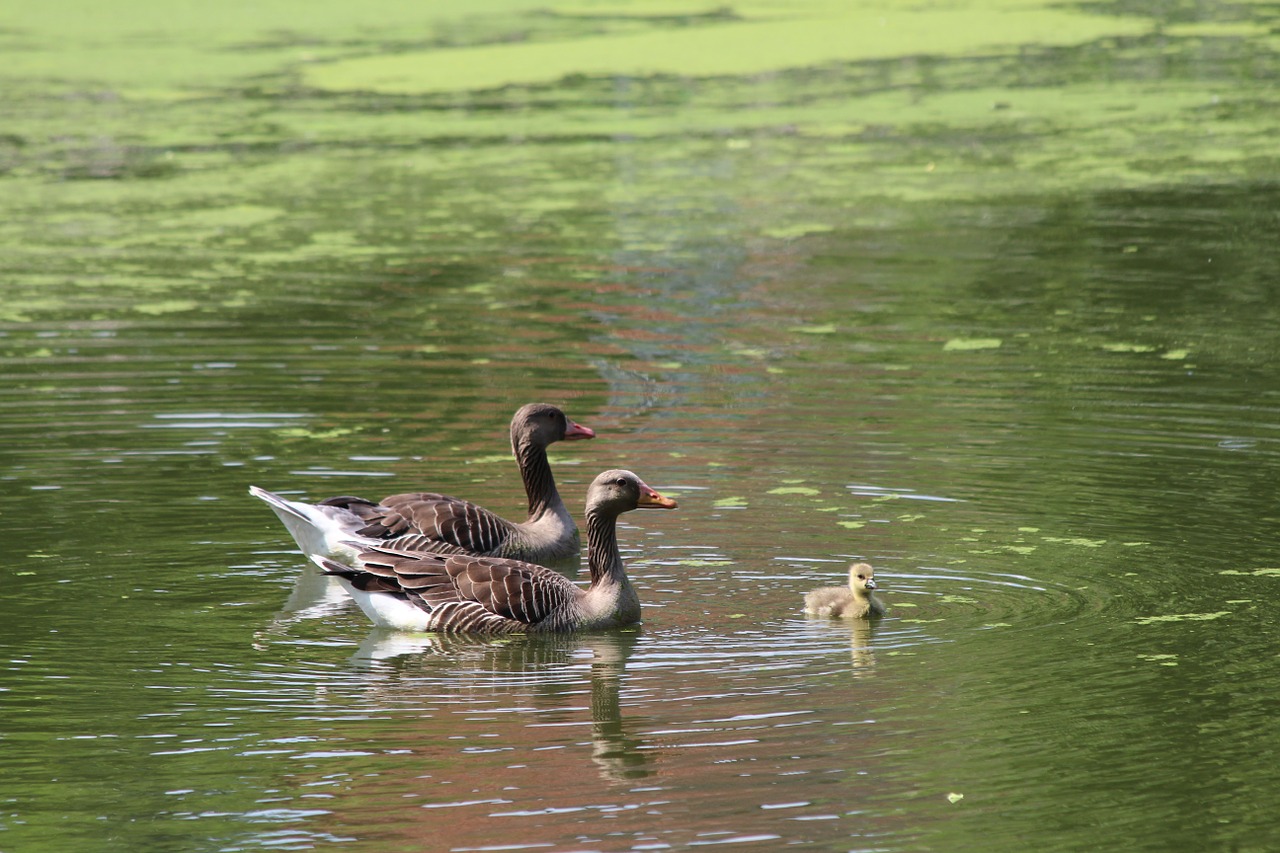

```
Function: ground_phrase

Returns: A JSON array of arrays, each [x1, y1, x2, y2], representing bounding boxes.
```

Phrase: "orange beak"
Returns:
[[636, 482, 678, 509]]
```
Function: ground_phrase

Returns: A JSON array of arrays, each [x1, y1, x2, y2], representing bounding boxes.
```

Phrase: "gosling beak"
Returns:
[[636, 481, 679, 509], [864, 578, 878, 590], [564, 419, 596, 440]]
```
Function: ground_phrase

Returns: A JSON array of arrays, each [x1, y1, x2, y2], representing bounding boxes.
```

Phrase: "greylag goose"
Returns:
[[250, 403, 594, 569], [803, 563, 885, 619], [311, 470, 677, 633]]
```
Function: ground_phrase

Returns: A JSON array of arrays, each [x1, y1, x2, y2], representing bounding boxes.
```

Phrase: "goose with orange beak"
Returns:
[[314, 470, 677, 633]]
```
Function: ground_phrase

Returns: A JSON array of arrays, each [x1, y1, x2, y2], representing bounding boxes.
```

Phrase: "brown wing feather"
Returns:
[[350, 492, 519, 555], [354, 545, 581, 627], [379, 533, 471, 555]]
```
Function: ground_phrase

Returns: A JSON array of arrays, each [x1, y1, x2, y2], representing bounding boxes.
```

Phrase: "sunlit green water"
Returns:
[[3, 1, 1280, 851]]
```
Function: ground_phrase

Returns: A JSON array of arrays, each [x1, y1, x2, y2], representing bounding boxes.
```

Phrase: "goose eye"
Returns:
[[616, 477, 629, 487]]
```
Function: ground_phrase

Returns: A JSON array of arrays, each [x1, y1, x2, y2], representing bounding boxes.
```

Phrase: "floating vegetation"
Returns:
[[133, 300, 201, 315], [1137, 654, 1180, 666], [943, 338, 1002, 351], [766, 224, 835, 240], [273, 427, 358, 440], [1101, 342, 1158, 353], [302, 5, 1153, 95], [1041, 537, 1107, 549], [1134, 611, 1231, 625]]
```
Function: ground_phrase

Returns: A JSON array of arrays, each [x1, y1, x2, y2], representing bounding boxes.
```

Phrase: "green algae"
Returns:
[[1135, 611, 1231, 625], [0, 0, 553, 91], [273, 427, 359, 440], [467, 454, 517, 464], [1101, 342, 1159, 353], [303, 6, 1152, 94], [132, 300, 202, 315], [764, 224, 835, 240], [1042, 537, 1108, 549], [2, 0, 1279, 318], [1137, 653, 1179, 666], [944, 338, 1003, 352]]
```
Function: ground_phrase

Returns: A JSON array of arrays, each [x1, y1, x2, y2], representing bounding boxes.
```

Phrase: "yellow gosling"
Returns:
[[803, 562, 885, 619]]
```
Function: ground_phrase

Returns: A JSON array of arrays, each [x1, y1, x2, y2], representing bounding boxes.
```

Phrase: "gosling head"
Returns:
[[848, 562, 877, 596]]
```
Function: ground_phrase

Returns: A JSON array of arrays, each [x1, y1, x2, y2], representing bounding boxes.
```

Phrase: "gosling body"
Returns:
[[804, 562, 885, 619]]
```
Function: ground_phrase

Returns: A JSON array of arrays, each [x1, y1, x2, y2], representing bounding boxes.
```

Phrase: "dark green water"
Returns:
[[3, 2, 1280, 851]]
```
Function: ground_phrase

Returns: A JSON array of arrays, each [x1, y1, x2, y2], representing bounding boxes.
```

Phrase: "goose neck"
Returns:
[[514, 436, 558, 519], [584, 508, 624, 586]]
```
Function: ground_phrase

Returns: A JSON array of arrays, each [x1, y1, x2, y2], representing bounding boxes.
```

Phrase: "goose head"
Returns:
[[586, 469, 679, 517], [512, 402, 595, 450]]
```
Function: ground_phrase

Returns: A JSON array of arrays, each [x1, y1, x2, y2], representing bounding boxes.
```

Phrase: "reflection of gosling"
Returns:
[[804, 563, 885, 618]]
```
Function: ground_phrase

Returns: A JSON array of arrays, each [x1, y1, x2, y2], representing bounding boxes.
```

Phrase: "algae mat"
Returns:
[[1, 0, 1278, 320], [302, 5, 1154, 93]]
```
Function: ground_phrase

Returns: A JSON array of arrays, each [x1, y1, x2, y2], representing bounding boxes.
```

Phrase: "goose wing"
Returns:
[[323, 492, 519, 555], [352, 545, 582, 626]]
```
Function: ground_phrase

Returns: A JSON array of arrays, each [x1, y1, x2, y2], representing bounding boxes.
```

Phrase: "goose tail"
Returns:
[[249, 485, 371, 561]]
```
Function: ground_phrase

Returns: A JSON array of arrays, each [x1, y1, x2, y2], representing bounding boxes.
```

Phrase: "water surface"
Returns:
[[3, 1, 1280, 851]]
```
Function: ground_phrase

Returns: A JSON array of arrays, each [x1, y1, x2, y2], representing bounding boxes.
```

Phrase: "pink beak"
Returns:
[[564, 419, 595, 441]]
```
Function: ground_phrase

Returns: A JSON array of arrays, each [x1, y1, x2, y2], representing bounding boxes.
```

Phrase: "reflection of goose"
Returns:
[[251, 557, 353, 650], [803, 563, 885, 619], [349, 627, 599, 670], [345, 631, 652, 782], [275, 559, 352, 619], [249, 403, 594, 570], [581, 632, 650, 781], [847, 616, 876, 674], [349, 628, 460, 663], [314, 470, 677, 633]]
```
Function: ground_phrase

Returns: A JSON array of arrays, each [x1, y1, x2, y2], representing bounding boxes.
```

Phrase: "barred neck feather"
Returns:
[[584, 507, 624, 586], [514, 432, 562, 521]]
